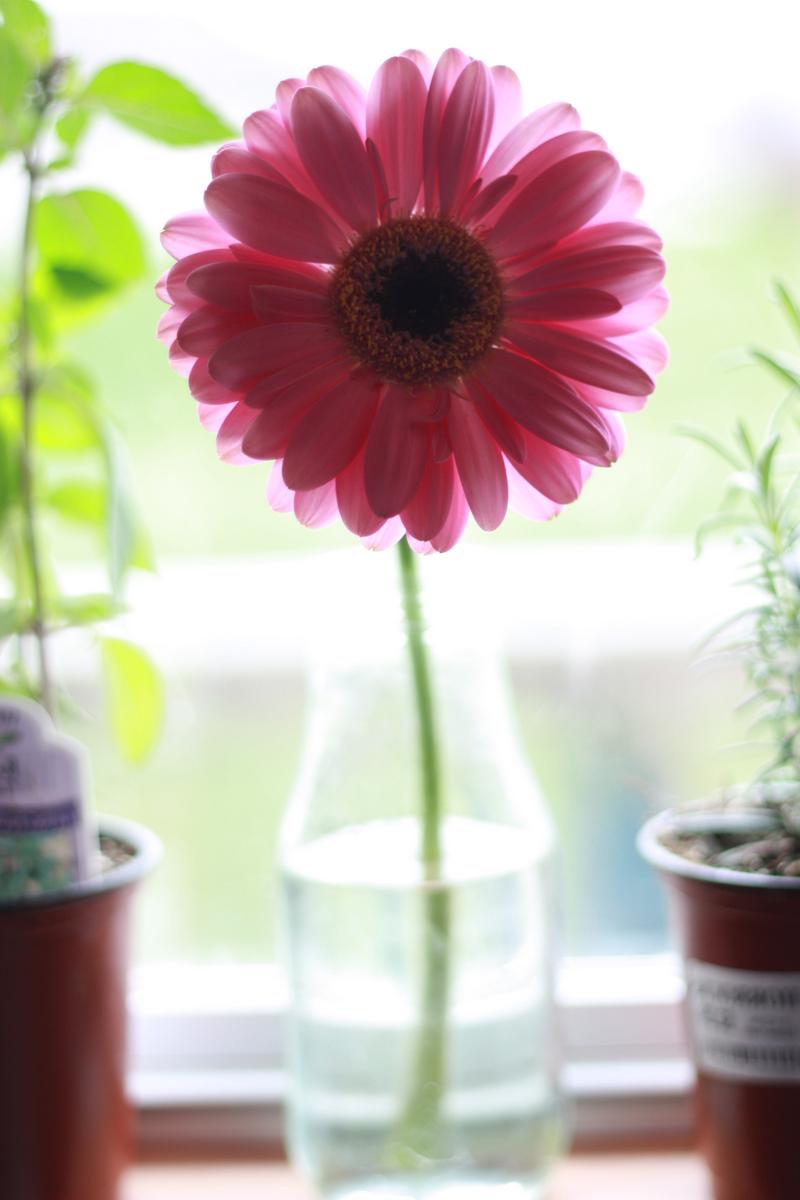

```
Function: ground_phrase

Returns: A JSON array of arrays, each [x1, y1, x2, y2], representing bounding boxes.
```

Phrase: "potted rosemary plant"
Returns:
[[639, 283, 800, 1200], [0, 2, 231, 1196]]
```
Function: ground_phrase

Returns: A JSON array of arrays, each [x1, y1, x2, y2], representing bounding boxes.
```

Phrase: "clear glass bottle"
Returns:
[[279, 551, 563, 1200]]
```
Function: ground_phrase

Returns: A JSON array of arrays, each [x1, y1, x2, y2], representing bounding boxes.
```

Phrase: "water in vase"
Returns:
[[281, 814, 563, 1200]]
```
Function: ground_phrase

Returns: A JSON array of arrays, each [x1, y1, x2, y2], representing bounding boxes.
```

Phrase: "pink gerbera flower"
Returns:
[[158, 48, 667, 552]]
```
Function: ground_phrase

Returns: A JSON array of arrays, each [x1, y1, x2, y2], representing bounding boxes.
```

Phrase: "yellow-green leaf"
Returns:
[[99, 637, 163, 764], [84, 61, 234, 146]]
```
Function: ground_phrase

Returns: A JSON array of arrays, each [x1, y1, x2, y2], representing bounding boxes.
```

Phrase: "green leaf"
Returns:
[[56, 593, 120, 627], [775, 282, 800, 344], [99, 636, 163, 764], [0, 602, 23, 638], [752, 349, 800, 392], [677, 424, 742, 470], [99, 425, 136, 596], [757, 433, 781, 493], [35, 189, 146, 303], [83, 61, 234, 146], [55, 105, 91, 151], [0, 398, 20, 531], [35, 364, 101, 453], [0, 28, 30, 121], [0, 0, 50, 66], [47, 480, 106, 524]]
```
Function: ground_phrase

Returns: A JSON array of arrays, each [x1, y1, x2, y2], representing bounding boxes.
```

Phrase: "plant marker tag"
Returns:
[[686, 959, 800, 1082], [0, 698, 90, 900]]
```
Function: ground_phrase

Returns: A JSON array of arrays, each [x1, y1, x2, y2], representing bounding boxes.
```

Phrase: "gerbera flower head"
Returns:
[[158, 49, 668, 552]]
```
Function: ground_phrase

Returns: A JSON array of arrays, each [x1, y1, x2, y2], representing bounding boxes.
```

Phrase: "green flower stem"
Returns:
[[17, 130, 54, 718], [393, 536, 451, 1163]]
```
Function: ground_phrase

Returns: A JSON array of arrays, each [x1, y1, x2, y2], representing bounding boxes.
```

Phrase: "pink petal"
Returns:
[[590, 171, 644, 224], [505, 461, 561, 521], [177, 308, 255, 357], [212, 144, 287, 183], [568, 286, 668, 337], [363, 385, 429, 517], [448, 395, 508, 531], [216, 401, 260, 464], [365, 136, 391, 216], [401, 456, 454, 542], [157, 305, 185, 347], [161, 212, 230, 259], [155, 270, 170, 302], [512, 426, 590, 502], [168, 338, 194, 377], [367, 56, 426, 216], [486, 130, 608, 224], [245, 349, 349, 409], [545, 220, 663, 259], [251, 284, 330, 324], [461, 378, 524, 462], [423, 47, 470, 210], [401, 49, 434, 85], [508, 288, 621, 322], [430, 476, 469, 551], [488, 65, 523, 154], [438, 60, 495, 216], [197, 400, 234, 434], [282, 374, 379, 490], [165, 248, 234, 307], [188, 259, 327, 311], [505, 321, 654, 397], [477, 347, 614, 458], [361, 517, 405, 551], [461, 173, 518, 226], [209, 323, 343, 389], [267, 459, 294, 512], [336, 445, 385, 536], [205, 173, 346, 264], [275, 78, 305, 126], [572, 380, 648, 414], [487, 152, 620, 262], [509, 245, 665, 304], [294, 480, 339, 528], [611, 328, 669, 376], [243, 108, 312, 195], [595, 408, 626, 462], [307, 65, 368, 138], [291, 87, 376, 232], [189, 358, 240, 406], [241, 358, 350, 459], [482, 102, 581, 184]]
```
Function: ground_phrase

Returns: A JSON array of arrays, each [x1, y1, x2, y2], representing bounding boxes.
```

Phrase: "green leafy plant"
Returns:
[[687, 283, 800, 810], [0, 0, 233, 758]]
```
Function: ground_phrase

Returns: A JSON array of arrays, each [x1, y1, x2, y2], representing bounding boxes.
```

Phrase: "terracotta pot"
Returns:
[[0, 815, 161, 1200], [639, 811, 800, 1200]]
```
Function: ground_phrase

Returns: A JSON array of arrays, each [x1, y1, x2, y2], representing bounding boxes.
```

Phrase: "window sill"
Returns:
[[127, 1149, 707, 1199], [129, 955, 694, 1152]]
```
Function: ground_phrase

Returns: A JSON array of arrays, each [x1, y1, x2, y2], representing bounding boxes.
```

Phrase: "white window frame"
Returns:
[[129, 954, 694, 1150]]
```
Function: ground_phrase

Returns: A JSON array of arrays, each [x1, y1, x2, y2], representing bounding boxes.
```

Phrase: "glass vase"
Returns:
[[279, 551, 563, 1200]]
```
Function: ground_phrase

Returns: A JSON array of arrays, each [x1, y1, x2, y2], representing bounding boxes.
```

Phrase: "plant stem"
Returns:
[[392, 537, 451, 1164], [17, 140, 54, 717]]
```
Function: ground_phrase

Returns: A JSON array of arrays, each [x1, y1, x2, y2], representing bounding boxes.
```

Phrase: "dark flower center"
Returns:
[[330, 217, 503, 387]]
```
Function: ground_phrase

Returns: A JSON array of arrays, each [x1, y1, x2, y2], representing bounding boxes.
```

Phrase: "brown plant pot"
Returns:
[[0, 815, 161, 1200], [639, 810, 800, 1200]]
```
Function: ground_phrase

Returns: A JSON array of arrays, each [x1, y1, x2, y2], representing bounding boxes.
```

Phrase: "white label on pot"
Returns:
[[0, 698, 89, 900], [686, 959, 800, 1082]]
